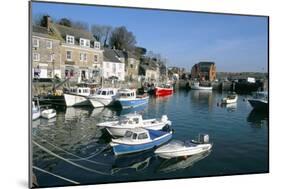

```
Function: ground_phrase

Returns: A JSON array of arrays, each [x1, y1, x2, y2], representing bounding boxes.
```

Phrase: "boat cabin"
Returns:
[[252, 91, 268, 100], [119, 114, 143, 126], [123, 128, 151, 142], [118, 89, 136, 99], [95, 88, 117, 96], [68, 87, 91, 96]]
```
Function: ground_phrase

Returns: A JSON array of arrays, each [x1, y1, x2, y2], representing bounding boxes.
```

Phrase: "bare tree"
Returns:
[[91, 25, 112, 47], [109, 26, 136, 51], [72, 21, 89, 31]]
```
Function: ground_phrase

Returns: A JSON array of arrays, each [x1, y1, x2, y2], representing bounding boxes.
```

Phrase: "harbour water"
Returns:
[[32, 90, 269, 187]]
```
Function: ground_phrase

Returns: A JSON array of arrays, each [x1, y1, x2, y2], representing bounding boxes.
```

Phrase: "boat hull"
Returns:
[[64, 93, 90, 107], [32, 111, 40, 120], [111, 132, 172, 156], [248, 99, 268, 111], [88, 97, 114, 108], [41, 109, 56, 119], [155, 144, 212, 159], [154, 87, 173, 96], [222, 96, 238, 104], [105, 122, 169, 137], [190, 86, 213, 90], [118, 97, 149, 109]]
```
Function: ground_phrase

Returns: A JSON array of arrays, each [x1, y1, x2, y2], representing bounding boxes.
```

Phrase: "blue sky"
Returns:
[[32, 2, 268, 72]]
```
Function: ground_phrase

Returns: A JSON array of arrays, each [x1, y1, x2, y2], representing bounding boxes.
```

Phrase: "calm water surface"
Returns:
[[32, 90, 268, 187]]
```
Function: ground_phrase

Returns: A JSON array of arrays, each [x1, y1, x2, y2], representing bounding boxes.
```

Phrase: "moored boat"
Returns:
[[32, 99, 41, 121], [154, 84, 174, 96], [110, 128, 173, 156], [116, 89, 149, 109], [97, 113, 172, 137], [64, 86, 91, 107], [41, 109, 56, 119], [221, 93, 238, 104], [156, 151, 210, 173], [190, 81, 212, 90], [248, 91, 268, 111], [88, 88, 118, 108], [154, 134, 212, 159]]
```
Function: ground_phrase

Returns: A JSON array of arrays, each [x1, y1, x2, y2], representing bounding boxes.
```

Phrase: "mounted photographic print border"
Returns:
[[29, 0, 269, 188]]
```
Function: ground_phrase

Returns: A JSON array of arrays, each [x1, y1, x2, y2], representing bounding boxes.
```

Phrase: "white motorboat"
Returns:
[[41, 109, 56, 119], [248, 91, 268, 111], [221, 93, 238, 104], [97, 113, 172, 137], [64, 86, 91, 107], [32, 100, 40, 121], [190, 81, 212, 90], [155, 134, 212, 159], [88, 88, 118, 108]]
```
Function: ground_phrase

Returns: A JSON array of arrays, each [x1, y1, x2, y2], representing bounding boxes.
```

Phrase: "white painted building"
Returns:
[[102, 48, 125, 81]]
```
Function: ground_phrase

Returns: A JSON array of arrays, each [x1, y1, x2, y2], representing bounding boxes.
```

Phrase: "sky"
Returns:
[[31, 2, 268, 72]]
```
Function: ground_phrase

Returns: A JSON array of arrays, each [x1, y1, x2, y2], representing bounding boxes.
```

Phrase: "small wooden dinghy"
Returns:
[[221, 93, 238, 104], [41, 109, 56, 119], [155, 134, 212, 159]]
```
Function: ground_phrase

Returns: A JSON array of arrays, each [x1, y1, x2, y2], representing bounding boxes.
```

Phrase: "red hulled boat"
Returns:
[[154, 84, 174, 96]]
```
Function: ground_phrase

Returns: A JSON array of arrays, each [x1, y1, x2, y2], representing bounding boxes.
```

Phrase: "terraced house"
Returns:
[[32, 16, 103, 83], [32, 24, 61, 79]]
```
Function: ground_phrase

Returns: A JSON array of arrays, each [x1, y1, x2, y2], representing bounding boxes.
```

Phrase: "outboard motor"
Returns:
[[161, 115, 168, 122], [198, 134, 209, 144]]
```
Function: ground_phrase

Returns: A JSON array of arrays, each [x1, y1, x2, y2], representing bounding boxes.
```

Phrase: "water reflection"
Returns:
[[247, 109, 268, 128], [220, 103, 237, 112], [156, 151, 211, 173], [111, 151, 153, 175], [189, 90, 214, 111]]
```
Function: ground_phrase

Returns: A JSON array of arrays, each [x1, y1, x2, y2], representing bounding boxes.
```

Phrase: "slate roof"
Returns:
[[197, 62, 215, 72], [113, 49, 138, 59], [32, 25, 52, 38], [103, 48, 122, 63], [53, 23, 94, 40]]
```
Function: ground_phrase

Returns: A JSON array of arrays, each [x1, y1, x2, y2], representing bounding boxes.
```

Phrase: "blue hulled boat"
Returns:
[[116, 89, 149, 109], [248, 91, 268, 111], [110, 128, 173, 156]]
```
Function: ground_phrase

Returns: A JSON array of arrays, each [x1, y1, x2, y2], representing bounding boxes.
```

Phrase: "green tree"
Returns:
[[58, 18, 72, 27]]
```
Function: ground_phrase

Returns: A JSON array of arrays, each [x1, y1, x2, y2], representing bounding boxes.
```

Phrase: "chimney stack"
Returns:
[[43, 15, 51, 32]]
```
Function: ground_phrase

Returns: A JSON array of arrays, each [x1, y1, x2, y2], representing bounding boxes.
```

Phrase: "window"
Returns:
[[66, 35, 74, 44], [113, 64, 116, 73], [80, 38, 90, 47], [138, 133, 148, 140], [33, 38, 39, 48], [118, 72, 121, 78], [33, 53, 40, 61], [132, 133, 137, 140], [124, 131, 133, 138], [66, 51, 72, 60], [84, 53, 87, 62], [46, 40, 52, 49], [94, 55, 98, 62], [106, 62, 110, 68], [94, 41, 100, 49], [80, 53, 88, 62], [102, 91, 107, 95], [47, 54, 54, 62]]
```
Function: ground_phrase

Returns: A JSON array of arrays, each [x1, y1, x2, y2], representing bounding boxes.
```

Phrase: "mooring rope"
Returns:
[[33, 166, 80, 184], [34, 135, 110, 166], [32, 140, 110, 175]]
